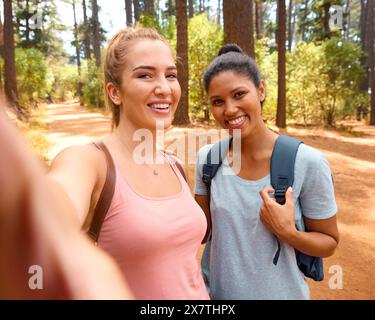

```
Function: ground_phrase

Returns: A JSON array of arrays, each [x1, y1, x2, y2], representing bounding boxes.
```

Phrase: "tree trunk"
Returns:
[[223, 0, 255, 58], [144, 0, 154, 16], [173, 0, 190, 125], [25, 0, 30, 44], [73, 1, 81, 71], [276, 0, 286, 128], [249, 0, 255, 57], [360, 0, 367, 47], [73, 0, 83, 100], [322, 1, 331, 39], [255, 0, 263, 39], [188, 0, 194, 18], [91, 0, 101, 67], [82, 0, 91, 60], [368, 0, 375, 125], [3, 0, 25, 119], [345, 0, 351, 39], [166, 0, 175, 16], [125, 0, 133, 26], [358, 0, 369, 120], [300, 0, 309, 41], [133, 0, 140, 22], [287, 0, 293, 51], [217, 0, 221, 25]]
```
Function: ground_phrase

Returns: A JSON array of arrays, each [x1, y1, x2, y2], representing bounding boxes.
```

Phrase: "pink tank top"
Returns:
[[97, 154, 210, 300]]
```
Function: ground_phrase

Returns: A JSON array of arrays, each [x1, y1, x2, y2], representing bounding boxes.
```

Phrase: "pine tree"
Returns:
[[223, 0, 255, 58], [173, 0, 190, 125], [3, 0, 26, 119], [276, 0, 287, 128]]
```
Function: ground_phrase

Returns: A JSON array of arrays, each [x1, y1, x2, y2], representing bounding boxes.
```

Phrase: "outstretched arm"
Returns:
[[0, 94, 133, 299]]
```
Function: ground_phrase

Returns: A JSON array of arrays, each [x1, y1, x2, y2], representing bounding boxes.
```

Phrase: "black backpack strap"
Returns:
[[87, 141, 116, 242], [202, 137, 233, 240], [270, 134, 302, 265]]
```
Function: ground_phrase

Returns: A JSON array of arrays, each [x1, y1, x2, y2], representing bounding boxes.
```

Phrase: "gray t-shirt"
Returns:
[[195, 143, 337, 300]]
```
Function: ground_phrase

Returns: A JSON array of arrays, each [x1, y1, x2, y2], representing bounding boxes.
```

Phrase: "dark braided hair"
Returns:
[[203, 44, 263, 93]]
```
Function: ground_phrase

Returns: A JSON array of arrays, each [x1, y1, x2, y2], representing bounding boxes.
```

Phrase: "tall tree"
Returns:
[[144, 0, 155, 16], [217, 0, 221, 25], [3, 0, 25, 118], [344, 0, 351, 39], [255, 0, 263, 39], [14, 1, 67, 58], [72, 0, 83, 100], [173, 0, 190, 125], [287, 0, 294, 51], [358, 0, 369, 120], [125, 0, 133, 26], [133, 0, 140, 22], [298, 0, 310, 42], [91, 0, 101, 67], [72, 1, 81, 72], [82, 0, 91, 59], [223, 0, 255, 58], [166, 0, 176, 17], [188, 0, 194, 18], [368, 0, 375, 125], [276, 0, 287, 128]]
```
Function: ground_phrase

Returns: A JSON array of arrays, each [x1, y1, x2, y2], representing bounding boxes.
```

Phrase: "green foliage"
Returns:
[[255, 38, 278, 121], [14, 0, 68, 60], [296, 0, 344, 42], [15, 48, 48, 107], [159, 16, 177, 50], [48, 62, 79, 102], [321, 39, 364, 124], [287, 39, 364, 126], [287, 42, 324, 125], [188, 14, 223, 120], [81, 59, 104, 109], [138, 14, 162, 32]]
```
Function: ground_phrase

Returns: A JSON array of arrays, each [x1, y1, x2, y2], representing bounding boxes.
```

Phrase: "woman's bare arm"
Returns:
[[195, 194, 211, 244], [0, 95, 133, 299]]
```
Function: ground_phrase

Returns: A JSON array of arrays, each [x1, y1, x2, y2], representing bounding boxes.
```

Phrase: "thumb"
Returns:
[[285, 187, 294, 206]]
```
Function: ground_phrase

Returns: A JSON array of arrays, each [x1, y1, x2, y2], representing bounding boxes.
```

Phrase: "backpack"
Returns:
[[201, 134, 324, 281], [86, 141, 187, 242]]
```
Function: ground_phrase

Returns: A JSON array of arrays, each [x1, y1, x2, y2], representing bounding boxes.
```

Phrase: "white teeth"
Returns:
[[149, 104, 169, 109], [228, 116, 246, 125]]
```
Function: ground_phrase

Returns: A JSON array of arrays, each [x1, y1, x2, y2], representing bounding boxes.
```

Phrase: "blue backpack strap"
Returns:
[[270, 135, 302, 265], [202, 137, 233, 241], [202, 137, 233, 188], [270, 135, 302, 205]]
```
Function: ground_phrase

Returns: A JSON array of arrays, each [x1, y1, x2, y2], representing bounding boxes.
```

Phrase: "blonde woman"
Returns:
[[0, 28, 209, 300]]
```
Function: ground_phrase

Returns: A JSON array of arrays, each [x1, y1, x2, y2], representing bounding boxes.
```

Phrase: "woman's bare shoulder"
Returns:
[[50, 144, 106, 173]]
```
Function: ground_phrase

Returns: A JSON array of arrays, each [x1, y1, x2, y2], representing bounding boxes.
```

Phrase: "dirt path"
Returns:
[[44, 100, 112, 161], [45, 101, 375, 299]]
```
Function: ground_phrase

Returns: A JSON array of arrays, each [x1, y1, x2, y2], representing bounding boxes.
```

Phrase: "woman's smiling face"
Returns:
[[208, 70, 266, 139], [108, 39, 181, 131]]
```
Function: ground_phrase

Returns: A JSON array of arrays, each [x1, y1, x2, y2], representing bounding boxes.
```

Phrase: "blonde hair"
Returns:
[[104, 27, 172, 128]]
